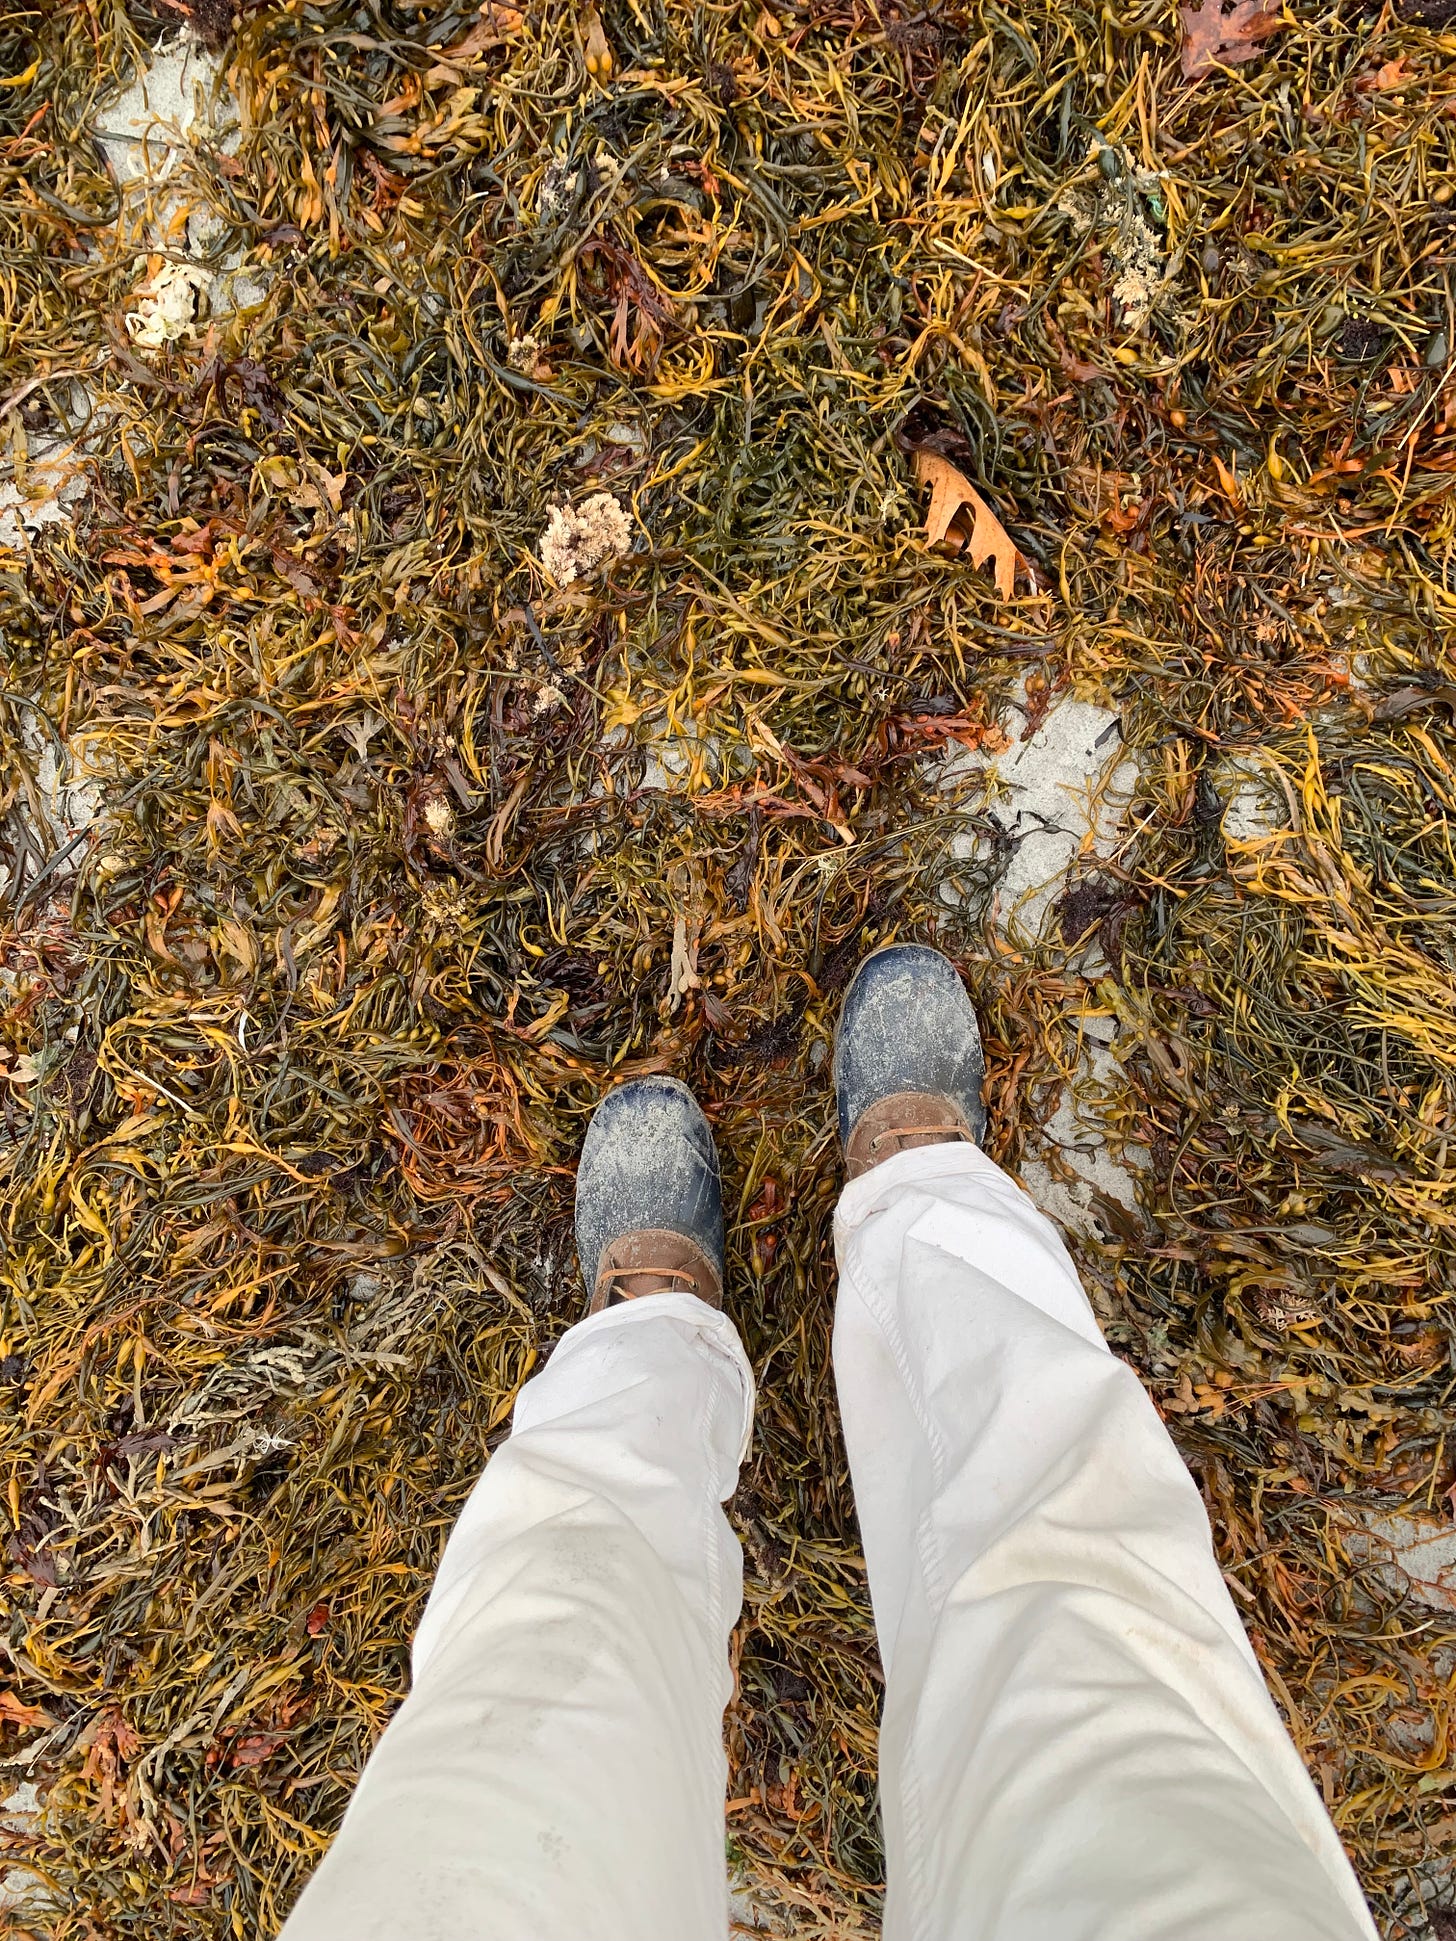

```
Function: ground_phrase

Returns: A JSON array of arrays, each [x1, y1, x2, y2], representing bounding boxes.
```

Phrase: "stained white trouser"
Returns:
[[281, 1143, 1377, 1941]]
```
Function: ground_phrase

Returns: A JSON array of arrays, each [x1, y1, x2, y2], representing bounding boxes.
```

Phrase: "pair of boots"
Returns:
[[279, 948, 1379, 1941], [579, 943, 983, 1310]]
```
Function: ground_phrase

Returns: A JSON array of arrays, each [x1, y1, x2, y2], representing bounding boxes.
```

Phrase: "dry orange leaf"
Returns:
[[1178, 0, 1282, 79], [914, 449, 1021, 599], [0, 1689, 56, 1732]]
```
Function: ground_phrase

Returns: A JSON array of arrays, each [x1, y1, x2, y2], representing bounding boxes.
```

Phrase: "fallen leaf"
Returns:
[[1178, 0, 1283, 79], [1373, 56, 1409, 88], [0, 1690, 56, 1732], [914, 449, 1021, 599]]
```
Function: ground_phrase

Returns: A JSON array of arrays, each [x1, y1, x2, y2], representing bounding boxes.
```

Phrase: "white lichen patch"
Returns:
[[94, 32, 226, 186], [939, 689, 1146, 1238], [0, 724, 105, 903], [633, 719, 734, 794], [944, 693, 1136, 941], [1018, 1031, 1149, 1236], [0, 436, 88, 549], [7, 36, 255, 553], [95, 35, 266, 328], [126, 258, 214, 347], [1217, 757, 1288, 843], [32, 735, 102, 844], [0, 1781, 45, 1913], [538, 493, 631, 583], [1345, 1510, 1456, 1616], [0, 487, 66, 548]]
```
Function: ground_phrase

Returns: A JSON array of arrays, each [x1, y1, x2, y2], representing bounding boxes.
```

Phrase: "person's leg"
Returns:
[[831, 946, 1377, 1941], [281, 1081, 752, 1941]]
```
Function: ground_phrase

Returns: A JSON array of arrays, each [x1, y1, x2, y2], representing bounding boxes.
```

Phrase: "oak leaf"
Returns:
[[0, 1690, 55, 1732], [914, 450, 1021, 599], [1178, 0, 1283, 80]]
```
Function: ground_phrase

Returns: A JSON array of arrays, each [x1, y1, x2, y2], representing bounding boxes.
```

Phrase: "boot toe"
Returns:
[[575, 1077, 724, 1299], [832, 945, 986, 1148]]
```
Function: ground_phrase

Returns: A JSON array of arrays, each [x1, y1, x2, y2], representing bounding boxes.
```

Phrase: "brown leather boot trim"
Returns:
[[845, 1091, 976, 1181], [589, 1228, 723, 1313]]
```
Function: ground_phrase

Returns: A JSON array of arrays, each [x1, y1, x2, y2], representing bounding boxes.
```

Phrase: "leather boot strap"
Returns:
[[845, 1091, 976, 1181], [590, 1228, 723, 1313]]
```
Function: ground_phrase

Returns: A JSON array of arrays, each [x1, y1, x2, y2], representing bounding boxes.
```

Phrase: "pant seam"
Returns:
[[701, 1353, 726, 1661], [844, 1226, 952, 1608], [842, 1224, 949, 1941]]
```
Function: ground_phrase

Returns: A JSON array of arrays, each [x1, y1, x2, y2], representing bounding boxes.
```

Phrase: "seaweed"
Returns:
[[2, 0, 1456, 1931]]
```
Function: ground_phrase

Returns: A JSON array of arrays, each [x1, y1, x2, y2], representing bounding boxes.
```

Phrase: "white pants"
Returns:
[[281, 1144, 1376, 1941]]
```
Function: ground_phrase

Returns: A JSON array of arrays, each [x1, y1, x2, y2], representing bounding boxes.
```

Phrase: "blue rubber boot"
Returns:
[[832, 944, 986, 1180], [575, 1076, 724, 1310]]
